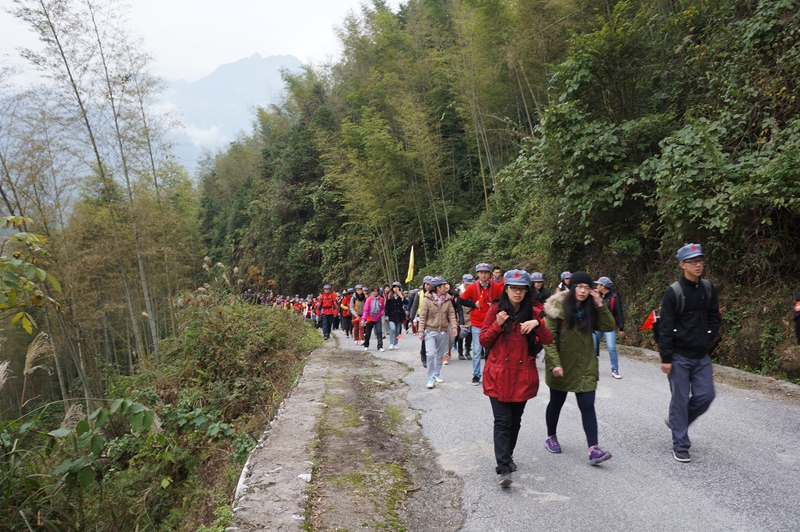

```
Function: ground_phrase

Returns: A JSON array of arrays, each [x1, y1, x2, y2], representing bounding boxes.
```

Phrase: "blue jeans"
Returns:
[[593, 330, 619, 372], [471, 326, 483, 378], [321, 314, 333, 337], [388, 320, 402, 346]]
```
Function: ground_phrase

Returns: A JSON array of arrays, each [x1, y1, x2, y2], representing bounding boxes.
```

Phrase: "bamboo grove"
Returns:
[[1, 0, 200, 415]]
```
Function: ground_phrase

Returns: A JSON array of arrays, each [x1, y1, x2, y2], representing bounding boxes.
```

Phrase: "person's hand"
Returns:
[[590, 289, 603, 306], [520, 319, 539, 334], [496, 310, 509, 326], [618, 330, 625, 338], [552, 367, 564, 377], [419, 333, 424, 341], [661, 363, 672, 375], [476, 300, 483, 309]]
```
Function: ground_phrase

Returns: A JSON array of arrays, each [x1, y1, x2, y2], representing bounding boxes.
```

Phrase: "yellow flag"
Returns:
[[405, 246, 415, 283]]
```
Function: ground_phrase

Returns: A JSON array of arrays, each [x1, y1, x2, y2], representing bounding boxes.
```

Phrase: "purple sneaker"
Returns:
[[545, 435, 562, 454], [589, 445, 612, 465]]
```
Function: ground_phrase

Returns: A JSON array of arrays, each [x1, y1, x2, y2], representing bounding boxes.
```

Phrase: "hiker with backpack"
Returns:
[[657, 244, 720, 463], [316, 285, 338, 340], [480, 270, 553, 487], [794, 290, 800, 344], [593, 276, 625, 379], [543, 271, 616, 466]]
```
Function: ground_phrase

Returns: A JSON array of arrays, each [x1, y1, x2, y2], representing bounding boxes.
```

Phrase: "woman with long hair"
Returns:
[[480, 270, 552, 487], [543, 271, 616, 465]]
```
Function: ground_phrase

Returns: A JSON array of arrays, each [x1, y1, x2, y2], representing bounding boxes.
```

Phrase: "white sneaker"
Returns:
[[427, 378, 435, 389], [433, 374, 444, 383], [364, 346, 369, 351], [612, 370, 622, 379], [379, 348, 385, 352]]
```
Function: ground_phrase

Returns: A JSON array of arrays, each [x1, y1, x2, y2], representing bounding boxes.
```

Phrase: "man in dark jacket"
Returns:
[[593, 276, 624, 379], [658, 244, 720, 463]]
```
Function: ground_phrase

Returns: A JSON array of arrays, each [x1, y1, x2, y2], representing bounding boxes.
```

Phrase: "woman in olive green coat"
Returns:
[[542, 271, 616, 465]]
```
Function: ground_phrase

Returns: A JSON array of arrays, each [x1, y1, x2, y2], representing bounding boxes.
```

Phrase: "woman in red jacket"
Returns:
[[480, 270, 553, 487]]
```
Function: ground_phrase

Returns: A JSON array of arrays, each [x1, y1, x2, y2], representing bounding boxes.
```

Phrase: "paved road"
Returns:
[[335, 330, 800, 531]]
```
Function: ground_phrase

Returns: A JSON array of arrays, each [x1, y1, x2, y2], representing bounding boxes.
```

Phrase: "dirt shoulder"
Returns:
[[620, 345, 800, 405], [231, 340, 465, 531]]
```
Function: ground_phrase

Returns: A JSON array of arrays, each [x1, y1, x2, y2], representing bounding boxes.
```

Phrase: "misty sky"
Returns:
[[0, 0, 402, 82]]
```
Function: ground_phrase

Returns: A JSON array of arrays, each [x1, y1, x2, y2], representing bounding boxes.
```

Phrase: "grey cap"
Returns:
[[677, 243, 704, 262], [560, 271, 571, 280], [429, 276, 447, 287], [504, 269, 531, 287], [347, 288, 354, 294], [531, 272, 544, 283], [323, 284, 331, 290], [392, 281, 402, 287], [475, 262, 491, 272], [355, 284, 363, 290], [595, 276, 613, 288], [423, 275, 434, 285], [462, 274, 475, 284]]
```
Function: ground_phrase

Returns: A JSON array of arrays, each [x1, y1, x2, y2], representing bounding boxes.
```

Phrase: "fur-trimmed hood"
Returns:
[[544, 289, 570, 320]]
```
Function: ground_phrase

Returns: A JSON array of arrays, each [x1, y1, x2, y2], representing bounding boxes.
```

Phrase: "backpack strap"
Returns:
[[671, 281, 684, 313]]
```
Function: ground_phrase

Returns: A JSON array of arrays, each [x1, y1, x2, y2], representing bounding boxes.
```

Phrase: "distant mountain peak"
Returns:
[[164, 54, 304, 172]]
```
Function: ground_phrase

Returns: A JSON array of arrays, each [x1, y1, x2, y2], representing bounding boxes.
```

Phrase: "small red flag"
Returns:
[[641, 311, 656, 331]]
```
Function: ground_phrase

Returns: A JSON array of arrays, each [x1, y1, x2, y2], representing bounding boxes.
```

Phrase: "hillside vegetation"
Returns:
[[200, 0, 800, 377]]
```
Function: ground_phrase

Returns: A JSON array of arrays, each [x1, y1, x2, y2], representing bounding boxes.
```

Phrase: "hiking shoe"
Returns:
[[545, 435, 562, 454], [498, 472, 512, 487], [673, 450, 691, 463], [458, 353, 466, 360], [471, 376, 481, 386], [612, 370, 621, 379], [433, 374, 444, 383], [443, 356, 449, 365], [427, 378, 435, 389], [379, 348, 385, 352], [510, 459, 518, 472], [324, 335, 330, 340], [589, 445, 612, 465], [465, 353, 472, 360]]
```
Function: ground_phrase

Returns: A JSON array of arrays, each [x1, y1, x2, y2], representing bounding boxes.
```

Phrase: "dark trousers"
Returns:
[[546, 389, 598, 448], [457, 330, 472, 356], [489, 397, 527, 474], [668, 354, 715, 452], [420, 337, 426, 364], [320, 314, 333, 338], [341, 316, 352, 336], [364, 320, 383, 349]]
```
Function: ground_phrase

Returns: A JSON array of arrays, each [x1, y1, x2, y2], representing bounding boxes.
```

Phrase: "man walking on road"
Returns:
[[593, 276, 625, 379], [316, 285, 338, 340], [658, 244, 720, 463], [461, 263, 504, 385]]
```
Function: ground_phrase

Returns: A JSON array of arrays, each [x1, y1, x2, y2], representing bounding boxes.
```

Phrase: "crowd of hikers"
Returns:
[[240, 243, 800, 487]]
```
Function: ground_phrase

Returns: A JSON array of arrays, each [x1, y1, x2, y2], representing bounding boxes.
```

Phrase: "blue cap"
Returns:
[[677, 243, 704, 262], [323, 284, 331, 290], [595, 276, 613, 288], [560, 271, 571, 280], [429, 276, 447, 287], [476, 263, 491, 272], [392, 281, 402, 287], [347, 288, 354, 294], [462, 274, 475, 284], [531, 272, 544, 283], [355, 284, 363, 289], [423, 276, 433, 285], [503, 269, 531, 287]]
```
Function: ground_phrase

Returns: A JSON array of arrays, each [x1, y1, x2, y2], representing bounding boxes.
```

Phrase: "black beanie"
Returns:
[[570, 271, 593, 288]]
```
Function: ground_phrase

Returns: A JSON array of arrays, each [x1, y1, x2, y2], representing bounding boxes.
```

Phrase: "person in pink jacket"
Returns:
[[362, 286, 386, 352]]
